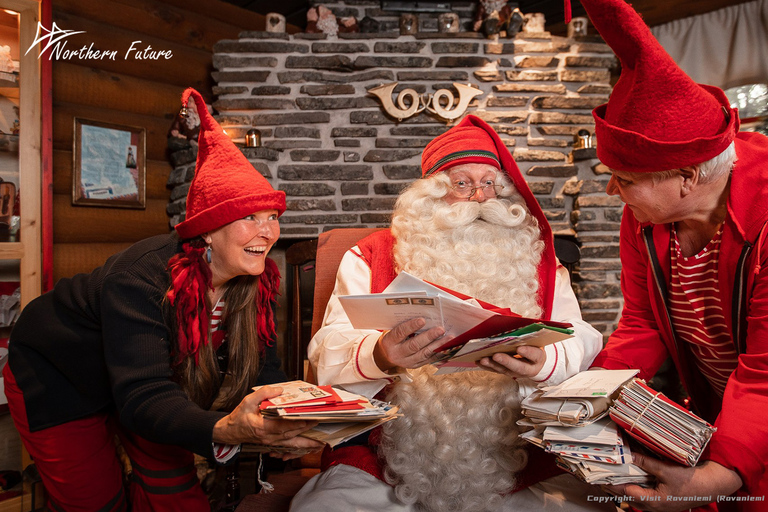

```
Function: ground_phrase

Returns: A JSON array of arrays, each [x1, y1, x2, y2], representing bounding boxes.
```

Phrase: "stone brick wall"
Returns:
[[166, 1, 625, 336]]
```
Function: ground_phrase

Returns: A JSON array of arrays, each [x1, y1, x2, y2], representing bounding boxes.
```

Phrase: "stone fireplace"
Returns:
[[166, 0, 624, 339]]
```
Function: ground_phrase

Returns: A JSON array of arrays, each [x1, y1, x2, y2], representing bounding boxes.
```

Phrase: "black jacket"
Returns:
[[8, 233, 284, 458]]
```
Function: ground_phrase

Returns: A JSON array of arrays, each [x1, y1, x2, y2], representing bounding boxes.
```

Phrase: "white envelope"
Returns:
[[541, 369, 639, 399]]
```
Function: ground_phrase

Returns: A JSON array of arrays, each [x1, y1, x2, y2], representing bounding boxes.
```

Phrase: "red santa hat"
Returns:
[[174, 88, 286, 239], [422, 119, 501, 177], [421, 114, 558, 319], [576, 0, 739, 173]]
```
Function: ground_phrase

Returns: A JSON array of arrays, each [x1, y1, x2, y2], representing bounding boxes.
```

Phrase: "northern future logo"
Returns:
[[25, 22, 173, 61], [25, 21, 83, 56]]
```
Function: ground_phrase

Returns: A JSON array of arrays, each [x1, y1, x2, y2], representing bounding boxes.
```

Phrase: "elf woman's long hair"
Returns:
[[165, 239, 279, 411]]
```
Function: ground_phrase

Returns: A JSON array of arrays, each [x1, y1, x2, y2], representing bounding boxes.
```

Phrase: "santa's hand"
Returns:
[[475, 345, 545, 379], [373, 317, 447, 371], [599, 454, 742, 511]]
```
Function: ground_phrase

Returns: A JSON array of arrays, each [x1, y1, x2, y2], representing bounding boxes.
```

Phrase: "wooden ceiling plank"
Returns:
[[54, 0, 254, 52]]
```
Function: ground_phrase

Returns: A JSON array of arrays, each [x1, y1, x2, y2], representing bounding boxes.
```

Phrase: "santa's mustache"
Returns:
[[432, 197, 527, 230]]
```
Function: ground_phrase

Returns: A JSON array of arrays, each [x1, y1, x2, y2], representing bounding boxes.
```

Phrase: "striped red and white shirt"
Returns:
[[210, 299, 240, 463], [668, 225, 738, 397], [210, 300, 225, 332]]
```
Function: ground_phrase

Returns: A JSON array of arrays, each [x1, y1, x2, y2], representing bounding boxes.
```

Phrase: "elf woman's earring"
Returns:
[[204, 239, 212, 264]]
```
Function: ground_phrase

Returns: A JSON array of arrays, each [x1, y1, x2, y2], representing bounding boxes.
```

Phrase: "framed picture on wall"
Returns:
[[72, 118, 146, 209]]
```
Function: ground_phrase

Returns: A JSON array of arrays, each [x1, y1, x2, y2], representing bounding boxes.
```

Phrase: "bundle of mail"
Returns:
[[521, 418, 652, 486], [520, 369, 639, 427], [520, 369, 653, 486], [521, 369, 718, 485], [609, 379, 716, 467], [251, 380, 400, 452]]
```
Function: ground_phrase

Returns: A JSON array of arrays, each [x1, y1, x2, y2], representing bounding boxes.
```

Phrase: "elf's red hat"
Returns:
[[174, 88, 286, 239], [577, 0, 739, 173], [421, 114, 557, 316]]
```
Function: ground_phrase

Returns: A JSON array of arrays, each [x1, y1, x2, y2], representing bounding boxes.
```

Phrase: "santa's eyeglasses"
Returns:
[[450, 183, 504, 198]]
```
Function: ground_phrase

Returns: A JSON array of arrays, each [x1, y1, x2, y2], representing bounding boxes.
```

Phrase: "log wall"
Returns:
[[50, 0, 277, 282]]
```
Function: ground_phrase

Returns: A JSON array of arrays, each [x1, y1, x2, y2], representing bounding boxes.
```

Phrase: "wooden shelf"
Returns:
[[0, 71, 18, 89], [0, 242, 22, 259], [0, 487, 45, 512], [0, 1, 44, 510], [0, 134, 19, 153]]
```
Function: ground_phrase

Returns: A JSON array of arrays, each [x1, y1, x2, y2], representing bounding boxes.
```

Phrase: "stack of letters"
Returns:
[[521, 369, 718, 485], [521, 418, 652, 486], [255, 380, 400, 450], [520, 369, 638, 427], [520, 369, 653, 486], [609, 379, 716, 466]]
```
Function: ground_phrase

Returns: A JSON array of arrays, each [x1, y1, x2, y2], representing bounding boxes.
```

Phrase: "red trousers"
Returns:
[[3, 364, 210, 511]]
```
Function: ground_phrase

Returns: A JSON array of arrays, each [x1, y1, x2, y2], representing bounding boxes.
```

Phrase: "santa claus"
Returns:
[[291, 115, 617, 512]]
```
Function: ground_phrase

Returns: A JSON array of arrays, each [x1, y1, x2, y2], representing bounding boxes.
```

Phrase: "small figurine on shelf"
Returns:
[[0, 177, 15, 227], [167, 96, 202, 145], [473, 0, 525, 38], [266, 12, 286, 33], [359, 16, 381, 33], [438, 12, 460, 33], [399, 13, 418, 35], [338, 16, 359, 34], [306, 6, 319, 32], [522, 12, 546, 33], [0, 46, 13, 73], [11, 106, 19, 136], [316, 6, 339, 36], [568, 16, 589, 38], [306, 5, 339, 36]]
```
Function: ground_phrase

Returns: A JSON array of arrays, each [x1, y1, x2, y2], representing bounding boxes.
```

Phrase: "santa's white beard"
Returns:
[[380, 179, 545, 511], [379, 367, 527, 512], [391, 182, 544, 318]]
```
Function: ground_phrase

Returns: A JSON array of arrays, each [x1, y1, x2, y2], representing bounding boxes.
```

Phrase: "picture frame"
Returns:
[[72, 118, 146, 209]]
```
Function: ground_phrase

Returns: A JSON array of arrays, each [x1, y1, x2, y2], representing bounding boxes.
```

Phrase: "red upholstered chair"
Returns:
[[234, 227, 383, 512], [306, 227, 383, 380]]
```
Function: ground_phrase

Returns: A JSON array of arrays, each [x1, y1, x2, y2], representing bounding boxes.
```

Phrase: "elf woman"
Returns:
[[2, 88, 323, 511]]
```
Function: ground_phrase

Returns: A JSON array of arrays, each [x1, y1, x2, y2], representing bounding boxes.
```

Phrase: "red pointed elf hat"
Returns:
[[174, 88, 286, 239], [575, 0, 739, 173]]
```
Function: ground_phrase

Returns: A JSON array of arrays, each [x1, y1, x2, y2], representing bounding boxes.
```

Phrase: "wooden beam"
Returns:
[[550, 0, 756, 35], [155, 0, 302, 34], [0, 242, 23, 259], [52, 193, 170, 243], [54, 0, 252, 52], [628, 0, 755, 28], [53, 241, 133, 281], [48, 10, 215, 90], [53, 62, 185, 118], [43, 0, 54, 292], [17, 0, 42, 308]]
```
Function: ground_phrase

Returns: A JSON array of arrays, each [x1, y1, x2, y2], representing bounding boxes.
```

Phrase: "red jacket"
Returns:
[[592, 132, 768, 502]]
